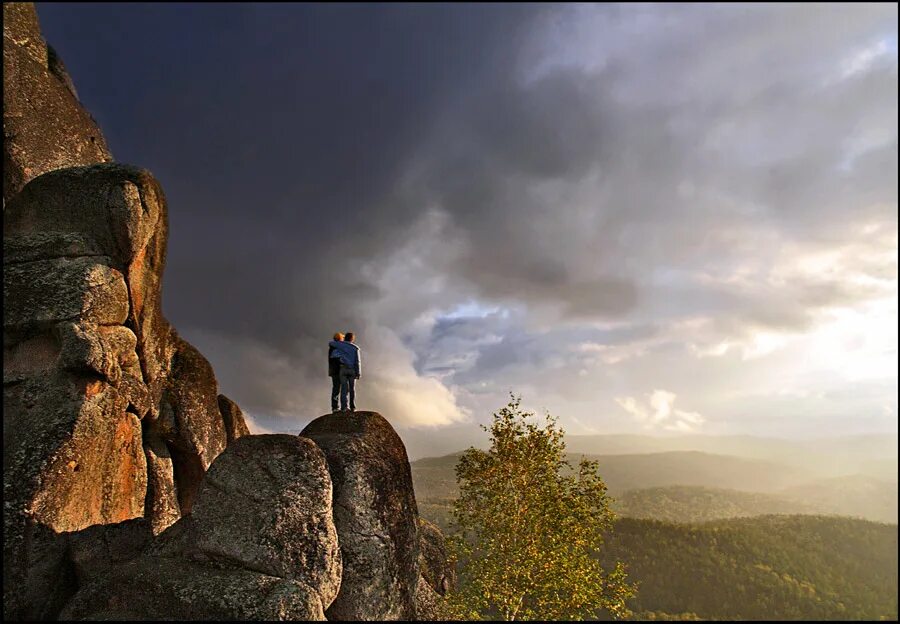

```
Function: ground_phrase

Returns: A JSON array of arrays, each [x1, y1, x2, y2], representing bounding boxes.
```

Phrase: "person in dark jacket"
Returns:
[[328, 332, 344, 412], [328, 331, 361, 412]]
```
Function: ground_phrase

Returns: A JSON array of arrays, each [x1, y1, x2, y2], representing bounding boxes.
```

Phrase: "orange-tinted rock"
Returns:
[[3, 373, 147, 619], [218, 393, 251, 443], [2, 5, 250, 618], [142, 432, 181, 535]]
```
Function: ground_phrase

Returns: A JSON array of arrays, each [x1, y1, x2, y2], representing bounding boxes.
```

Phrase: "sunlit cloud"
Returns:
[[616, 390, 706, 433]]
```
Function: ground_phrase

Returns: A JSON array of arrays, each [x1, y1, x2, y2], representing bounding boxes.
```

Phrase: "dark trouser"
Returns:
[[339, 370, 356, 411], [330, 375, 341, 410]]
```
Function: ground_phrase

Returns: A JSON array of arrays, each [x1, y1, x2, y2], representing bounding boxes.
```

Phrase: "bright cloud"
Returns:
[[616, 390, 706, 432]]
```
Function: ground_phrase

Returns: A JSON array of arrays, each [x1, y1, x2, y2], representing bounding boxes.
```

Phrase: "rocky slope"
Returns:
[[3, 4, 451, 620]]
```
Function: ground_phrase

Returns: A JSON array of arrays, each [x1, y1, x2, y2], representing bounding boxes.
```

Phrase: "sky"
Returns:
[[37, 3, 898, 457]]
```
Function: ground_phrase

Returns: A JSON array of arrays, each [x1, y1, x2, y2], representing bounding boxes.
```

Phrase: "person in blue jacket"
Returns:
[[328, 331, 361, 412]]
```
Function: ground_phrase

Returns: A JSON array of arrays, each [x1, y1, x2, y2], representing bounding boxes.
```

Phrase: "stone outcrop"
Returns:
[[415, 517, 456, 620], [2, 6, 250, 619], [415, 574, 451, 621], [3, 370, 147, 619], [301, 411, 421, 621], [191, 434, 342, 602], [218, 393, 251, 443], [3, 2, 112, 204], [63, 435, 340, 621], [418, 516, 457, 596]]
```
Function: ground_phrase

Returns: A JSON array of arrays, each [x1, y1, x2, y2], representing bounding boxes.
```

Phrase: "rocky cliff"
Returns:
[[3, 4, 453, 620]]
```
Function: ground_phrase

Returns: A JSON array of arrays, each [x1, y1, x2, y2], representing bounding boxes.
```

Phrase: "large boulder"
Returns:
[[301, 411, 420, 621], [3, 2, 112, 204], [191, 434, 342, 607], [62, 434, 342, 621]]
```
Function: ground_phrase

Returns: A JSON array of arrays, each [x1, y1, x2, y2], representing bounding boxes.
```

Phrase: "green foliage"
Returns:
[[446, 395, 636, 621], [599, 515, 898, 621]]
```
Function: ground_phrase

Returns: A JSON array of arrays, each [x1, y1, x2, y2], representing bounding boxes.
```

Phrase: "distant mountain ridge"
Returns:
[[404, 430, 898, 479], [779, 474, 898, 524], [411, 444, 899, 525], [613, 485, 820, 523], [613, 482, 898, 524], [412, 449, 818, 499], [564, 433, 899, 481]]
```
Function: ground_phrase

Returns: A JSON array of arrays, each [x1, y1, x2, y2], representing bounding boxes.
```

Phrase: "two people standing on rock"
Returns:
[[329, 332, 361, 412]]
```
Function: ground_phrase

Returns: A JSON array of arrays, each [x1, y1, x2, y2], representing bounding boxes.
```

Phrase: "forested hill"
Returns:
[[598, 515, 898, 621], [613, 486, 819, 523], [613, 482, 898, 524]]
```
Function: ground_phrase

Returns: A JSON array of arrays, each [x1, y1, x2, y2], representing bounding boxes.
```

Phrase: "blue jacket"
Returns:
[[329, 340, 361, 377]]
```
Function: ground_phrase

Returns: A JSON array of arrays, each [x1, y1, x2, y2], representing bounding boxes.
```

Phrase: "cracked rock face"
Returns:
[[302, 411, 421, 621], [2, 158, 249, 623], [3, 7, 250, 619]]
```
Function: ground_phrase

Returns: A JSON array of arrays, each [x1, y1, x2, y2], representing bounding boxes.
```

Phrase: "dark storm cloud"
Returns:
[[38, 3, 544, 326], [36, 2, 562, 426], [36, 3, 897, 437]]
